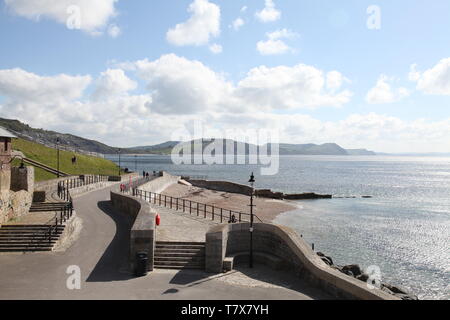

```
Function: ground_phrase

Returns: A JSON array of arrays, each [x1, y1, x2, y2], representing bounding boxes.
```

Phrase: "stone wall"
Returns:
[[110, 191, 156, 273], [205, 223, 398, 300], [0, 166, 34, 225], [138, 171, 181, 194], [188, 179, 253, 196], [10, 166, 34, 193]]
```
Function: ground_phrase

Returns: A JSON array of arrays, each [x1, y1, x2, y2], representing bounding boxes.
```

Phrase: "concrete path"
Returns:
[[0, 185, 330, 300], [154, 205, 219, 242]]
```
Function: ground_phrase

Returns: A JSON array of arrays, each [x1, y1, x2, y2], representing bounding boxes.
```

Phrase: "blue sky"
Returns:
[[0, 0, 450, 152]]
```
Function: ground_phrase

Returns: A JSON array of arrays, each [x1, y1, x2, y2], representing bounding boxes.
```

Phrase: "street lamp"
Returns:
[[118, 149, 121, 176], [248, 172, 255, 268], [56, 137, 60, 178]]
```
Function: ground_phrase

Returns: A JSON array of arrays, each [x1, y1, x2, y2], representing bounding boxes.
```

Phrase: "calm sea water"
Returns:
[[106, 154, 450, 300]]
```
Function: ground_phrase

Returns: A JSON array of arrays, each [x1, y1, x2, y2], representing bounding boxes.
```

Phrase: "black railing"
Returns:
[[133, 188, 263, 224], [57, 175, 110, 201]]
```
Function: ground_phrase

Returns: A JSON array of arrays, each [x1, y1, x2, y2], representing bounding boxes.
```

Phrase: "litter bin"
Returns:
[[135, 252, 148, 277]]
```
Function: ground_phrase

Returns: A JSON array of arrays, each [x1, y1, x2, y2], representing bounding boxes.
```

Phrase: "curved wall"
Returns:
[[206, 223, 398, 300], [110, 191, 156, 272]]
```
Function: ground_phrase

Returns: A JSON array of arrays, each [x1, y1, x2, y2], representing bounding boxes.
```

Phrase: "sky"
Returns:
[[0, 0, 450, 153]]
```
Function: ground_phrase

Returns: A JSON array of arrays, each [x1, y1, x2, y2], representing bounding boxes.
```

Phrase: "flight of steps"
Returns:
[[29, 202, 69, 213], [0, 225, 65, 252], [154, 241, 205, 270]]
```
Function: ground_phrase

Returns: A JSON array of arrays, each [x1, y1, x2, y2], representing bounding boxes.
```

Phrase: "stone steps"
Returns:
[[0, 224, 65, 252], [154, 241, 205, 270]]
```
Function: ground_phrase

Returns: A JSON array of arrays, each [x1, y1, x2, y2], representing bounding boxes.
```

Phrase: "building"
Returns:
[[0, 126, 16, 190]]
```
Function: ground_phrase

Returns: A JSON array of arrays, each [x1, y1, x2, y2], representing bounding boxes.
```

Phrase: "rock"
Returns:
[[317, 252, 334, 266], [396, 293, 419, 300], [356, 273, 369, 282], [341, 264, 362, 277], [283, 193, 332, 200], [381, 286, 395, 295], [382, 283, 408, 294]]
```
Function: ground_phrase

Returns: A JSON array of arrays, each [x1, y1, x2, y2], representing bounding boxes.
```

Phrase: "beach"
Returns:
[[161, 183, 296, 222]]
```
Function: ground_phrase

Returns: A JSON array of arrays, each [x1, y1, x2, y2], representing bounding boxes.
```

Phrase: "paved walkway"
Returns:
[[0, 185, 330, 300], [153, 205, 219, 242]]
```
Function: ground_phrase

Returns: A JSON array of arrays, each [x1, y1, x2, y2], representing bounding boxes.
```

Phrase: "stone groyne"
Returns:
[[186, 178, 332, 200]]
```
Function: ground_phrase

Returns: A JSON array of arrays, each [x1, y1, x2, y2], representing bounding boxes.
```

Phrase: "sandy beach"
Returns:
[[161, 183, 296, 222]]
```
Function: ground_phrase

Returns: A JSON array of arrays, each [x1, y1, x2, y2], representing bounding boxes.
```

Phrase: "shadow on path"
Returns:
[[86, 201, 134, 282]]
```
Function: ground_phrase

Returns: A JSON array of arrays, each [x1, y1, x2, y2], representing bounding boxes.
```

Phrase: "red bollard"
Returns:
[[155, 214, 161, 226]]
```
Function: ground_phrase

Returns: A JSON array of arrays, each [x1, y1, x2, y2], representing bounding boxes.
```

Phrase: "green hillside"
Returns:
[[12, 138, 120, 182]]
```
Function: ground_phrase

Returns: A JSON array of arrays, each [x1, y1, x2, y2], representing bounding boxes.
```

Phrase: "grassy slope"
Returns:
[[12, 138, 120, 182]]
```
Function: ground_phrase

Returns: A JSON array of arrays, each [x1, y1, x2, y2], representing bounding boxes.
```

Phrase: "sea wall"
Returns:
[[110, 190, 156, 272], [138, 171, 181, 194], [205, 223, 398, 300], [188, 179, 253, 196]]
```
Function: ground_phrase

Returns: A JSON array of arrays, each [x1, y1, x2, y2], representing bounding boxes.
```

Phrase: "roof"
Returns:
[[0, 126, 17, 138]]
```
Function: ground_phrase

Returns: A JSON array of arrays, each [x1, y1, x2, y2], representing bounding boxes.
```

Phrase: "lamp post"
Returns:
[[56, 137, 60, 178], [248, 172, 255, 268], [118, 149, 121, 176]]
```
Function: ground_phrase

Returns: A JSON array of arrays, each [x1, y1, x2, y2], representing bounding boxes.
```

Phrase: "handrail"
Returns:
[[131, 188, 264, 224]]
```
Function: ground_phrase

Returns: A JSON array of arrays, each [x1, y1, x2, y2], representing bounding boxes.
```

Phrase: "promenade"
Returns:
[[0, 184, 330, 300]]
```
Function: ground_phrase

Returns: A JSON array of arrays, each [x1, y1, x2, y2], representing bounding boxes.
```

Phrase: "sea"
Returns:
[[106, 154, 450, 300]]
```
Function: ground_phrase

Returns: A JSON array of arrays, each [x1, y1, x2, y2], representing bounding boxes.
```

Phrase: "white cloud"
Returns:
[[107, 24, 121, 38], [209, 43, 223, 54], [91, 69, 137, 100], [131, 54, 351, 114], [231, 17, 244, 31], [409, 58, 450, 95], [255, 0, 281, 23], [4, 0, 118, 35], [0, 68, 91, 103], [240, 6, 247, 13], [366, 75, 410, 104], [166, 0, 220, 47], [326, 71, 347, 92], [256, 29, 297, 55], [237, 64, 352, 110]]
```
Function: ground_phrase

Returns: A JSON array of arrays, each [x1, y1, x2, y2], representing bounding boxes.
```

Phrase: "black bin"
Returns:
[[135, 252, 149, 277]]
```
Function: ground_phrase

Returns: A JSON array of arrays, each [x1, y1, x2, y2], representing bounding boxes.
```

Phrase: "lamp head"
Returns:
[[249, 172, 255, 184]]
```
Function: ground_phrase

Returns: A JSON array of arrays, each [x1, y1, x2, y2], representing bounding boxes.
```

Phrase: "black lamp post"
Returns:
[[56, 137, 60, 178], [248, 172, 255, 268], [118, 149, 121, 176]]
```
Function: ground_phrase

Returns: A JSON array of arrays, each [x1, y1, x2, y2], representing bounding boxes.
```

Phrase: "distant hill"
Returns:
[[0, 117, 377, 156], [0, 118, 117, 155]]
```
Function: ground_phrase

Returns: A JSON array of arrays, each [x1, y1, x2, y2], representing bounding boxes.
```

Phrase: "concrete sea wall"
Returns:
[[138, 172, 181, 194], [206, 223, 398, 300], [110, 190, 156, 272]]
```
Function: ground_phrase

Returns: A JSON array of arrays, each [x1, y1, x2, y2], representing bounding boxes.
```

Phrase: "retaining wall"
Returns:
[[206, 223, 398, 300], [188, 179, 252, 196], [138, 172, 181, 194], [110, 191, 156, 272]]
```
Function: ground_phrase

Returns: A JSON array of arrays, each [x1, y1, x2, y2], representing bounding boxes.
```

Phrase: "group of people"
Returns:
[[119, 184, 127, 193], [142, 170, 157, 179]]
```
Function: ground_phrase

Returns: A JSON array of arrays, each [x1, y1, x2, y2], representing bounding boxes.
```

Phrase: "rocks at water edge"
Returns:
[[315, 252, 418, 300]]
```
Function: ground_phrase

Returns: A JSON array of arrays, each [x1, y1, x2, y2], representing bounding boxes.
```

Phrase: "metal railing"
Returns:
[[57, 175, 110, 201], [133, 188, 263, 224]]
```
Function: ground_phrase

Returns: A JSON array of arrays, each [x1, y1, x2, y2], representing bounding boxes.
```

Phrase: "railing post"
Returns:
[[183, 199, 185, 212], [212, 206, 215, 221], [197, 203, 199, 216], [204, 204, 207, 219], [221, 208, 223, 223], [189, 201, 192, 214]]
